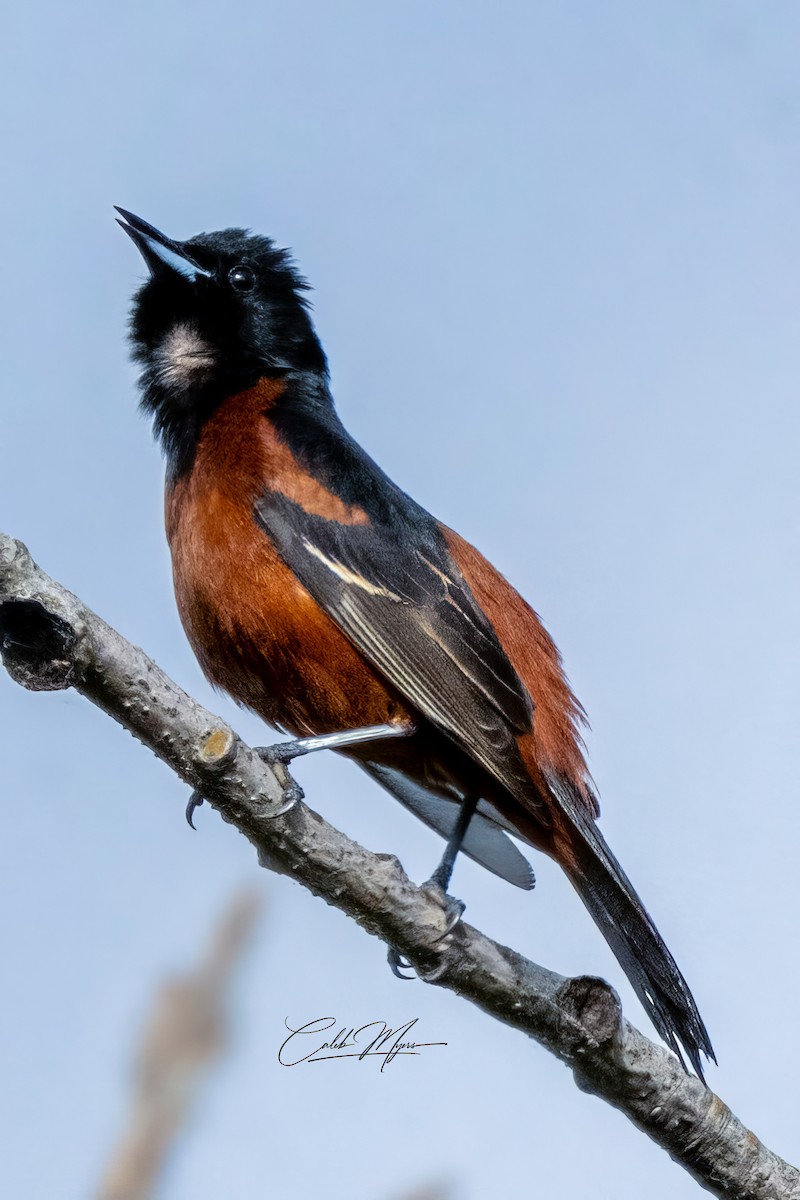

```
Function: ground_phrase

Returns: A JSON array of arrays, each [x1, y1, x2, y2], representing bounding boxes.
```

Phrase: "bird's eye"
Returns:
[[228, 264, 256, 292]]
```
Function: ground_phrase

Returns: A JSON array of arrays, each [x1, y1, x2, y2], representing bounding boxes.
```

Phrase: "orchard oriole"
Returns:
[[117, 208, 714, 1079]]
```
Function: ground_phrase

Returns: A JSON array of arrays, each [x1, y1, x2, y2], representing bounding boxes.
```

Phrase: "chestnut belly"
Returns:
[[173, 537, 413, 738]]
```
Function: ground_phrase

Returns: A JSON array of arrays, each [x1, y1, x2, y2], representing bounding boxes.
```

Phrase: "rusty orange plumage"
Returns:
[[166, 379, 404, 738]]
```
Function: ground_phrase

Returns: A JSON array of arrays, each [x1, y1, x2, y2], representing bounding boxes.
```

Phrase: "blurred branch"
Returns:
[[96, 891, 261, 1200], [2, 531, 798, 1200], [391, 1189, 451, 1200]]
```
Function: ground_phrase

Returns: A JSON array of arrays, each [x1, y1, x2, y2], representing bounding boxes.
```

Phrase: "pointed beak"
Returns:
[[115, 207, 213, 282]]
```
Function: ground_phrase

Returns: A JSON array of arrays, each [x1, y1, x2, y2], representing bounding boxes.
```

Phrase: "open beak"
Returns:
[[115, 207, 213, 282]]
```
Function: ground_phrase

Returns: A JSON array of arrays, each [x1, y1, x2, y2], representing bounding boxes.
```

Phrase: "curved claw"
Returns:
[[263, 789, 301, 819], [414, 899, 465, 982], [386, 890, 466, 982], [387, 948, 415, 980], [186, 790, 204, 829], [420, 881, 466, 944], [417, 959, 451, 984], [431, 895, 465, 943]]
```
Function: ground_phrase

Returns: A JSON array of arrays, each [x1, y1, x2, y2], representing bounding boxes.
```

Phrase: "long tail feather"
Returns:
[[551, 786, 715, 1078]]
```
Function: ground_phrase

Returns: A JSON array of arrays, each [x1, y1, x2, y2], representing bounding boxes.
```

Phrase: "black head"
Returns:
[[117, 208, 328, 470]]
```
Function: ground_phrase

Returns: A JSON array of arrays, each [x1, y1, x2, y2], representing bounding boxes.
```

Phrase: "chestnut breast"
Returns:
[[165, 378, 411, 736]]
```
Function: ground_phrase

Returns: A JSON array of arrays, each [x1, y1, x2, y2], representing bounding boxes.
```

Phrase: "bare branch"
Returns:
[[2, 530, 797, 1200], [95, 891, 261, 1200]]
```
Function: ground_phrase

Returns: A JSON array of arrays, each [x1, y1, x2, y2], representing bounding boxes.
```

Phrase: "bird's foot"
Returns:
[[185, 750, 304, 830], [186, 723, 413, 830], [387, 880, 466, 983], [185, 778, 300, 829], [254, 741, 303, 766]]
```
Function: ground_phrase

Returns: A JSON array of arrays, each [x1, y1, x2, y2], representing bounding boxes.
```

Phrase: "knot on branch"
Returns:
[[0, 598, 80, 691], [557, 974, 623, 1056], [198, 727, 237, 770]]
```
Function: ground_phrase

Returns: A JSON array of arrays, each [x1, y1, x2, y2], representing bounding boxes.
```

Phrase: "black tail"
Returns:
[[553, 789, 715, 1079]]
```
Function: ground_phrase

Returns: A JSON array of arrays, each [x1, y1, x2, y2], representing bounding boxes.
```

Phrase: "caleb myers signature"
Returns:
[[278, 1016, 447, 1071]]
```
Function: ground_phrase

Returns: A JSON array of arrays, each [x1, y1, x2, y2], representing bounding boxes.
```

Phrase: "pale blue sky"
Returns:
[[2, 3, 800, 1197]]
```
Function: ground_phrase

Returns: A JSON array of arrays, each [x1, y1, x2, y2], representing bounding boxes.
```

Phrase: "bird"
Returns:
[[116, 207, 714, 1080]]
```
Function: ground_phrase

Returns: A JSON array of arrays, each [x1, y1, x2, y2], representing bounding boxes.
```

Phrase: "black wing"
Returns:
[[256, 490, 539, 806]]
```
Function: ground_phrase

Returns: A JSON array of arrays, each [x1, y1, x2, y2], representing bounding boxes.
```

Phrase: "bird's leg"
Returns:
[[428, 793, 478, 893], [254, 721, 416, 765], [186, 721, 415, 828], [388, 794, 478, 981]]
